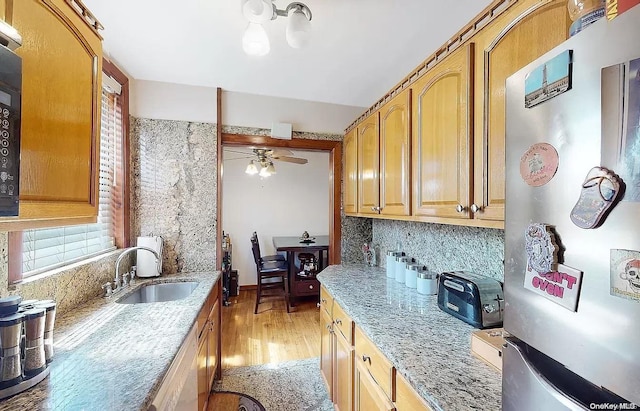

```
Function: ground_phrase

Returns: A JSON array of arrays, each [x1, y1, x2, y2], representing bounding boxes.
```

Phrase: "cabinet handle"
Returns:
[[470, 204, 482, 213], [309, 284, 314, 290], [335, 319, 342, 325], [326, 324, 332, 331], [455, 204, 466, 213], [371, 206, 376, 211], [321, 298, 326, 304], [375, 206, 381, 212], [362, 355, 371, 365]]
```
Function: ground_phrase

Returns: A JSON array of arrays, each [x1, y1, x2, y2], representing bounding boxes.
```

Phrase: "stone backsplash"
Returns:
[[370, 219, 505, 282]]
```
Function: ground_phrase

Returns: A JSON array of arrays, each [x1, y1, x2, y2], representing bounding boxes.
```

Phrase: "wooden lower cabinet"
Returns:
[[197, 280, 222, 411], [197, 333, 209, 410], [334, 327, 353, 411], [395, 372, 433, 411], [355, 360, 395, 411], [320, 307, 334, 400]]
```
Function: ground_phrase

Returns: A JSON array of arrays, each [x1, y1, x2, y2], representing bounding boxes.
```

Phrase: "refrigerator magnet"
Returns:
[[525, 223, 559, 274], [610, 249, 640, 302], [570, 166, 623, 229], [519, 143, 559, 186], [524, 264, 583, 311], [524, 50, 572, 108]]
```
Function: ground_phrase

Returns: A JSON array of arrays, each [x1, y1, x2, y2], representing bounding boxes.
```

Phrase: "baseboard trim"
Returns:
[[240, 285, 257, 291]]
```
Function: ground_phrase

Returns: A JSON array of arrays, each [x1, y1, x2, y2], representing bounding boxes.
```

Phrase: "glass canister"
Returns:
[[567, 0, 605, 36], [395, 256, 410, 283], [23, 308, 46, 377], [417, 271, 438, 295], [35, 301, 56, 363], [405, 264, 424, 289], [385, 251, 400, 278], [0, 312, 24, 386]]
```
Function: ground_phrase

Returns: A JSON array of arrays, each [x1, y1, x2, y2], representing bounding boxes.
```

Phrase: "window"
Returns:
[[8, 60, 130, 282]]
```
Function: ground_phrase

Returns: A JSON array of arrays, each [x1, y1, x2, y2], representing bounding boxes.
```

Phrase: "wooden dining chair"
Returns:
[[251, 237, 290, 314], [251, 232, 285, 262]]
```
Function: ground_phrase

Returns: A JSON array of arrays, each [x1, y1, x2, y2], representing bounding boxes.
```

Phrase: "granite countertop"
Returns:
[[317, 265, 501, 411], [0, 271, 220, 411]]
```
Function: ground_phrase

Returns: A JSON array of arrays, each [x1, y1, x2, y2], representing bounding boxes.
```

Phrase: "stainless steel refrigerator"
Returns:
[[503, 6, 640, 410]]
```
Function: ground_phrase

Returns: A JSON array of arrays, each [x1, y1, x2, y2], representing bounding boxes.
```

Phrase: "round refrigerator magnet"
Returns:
[[519, 143, 559, 187]]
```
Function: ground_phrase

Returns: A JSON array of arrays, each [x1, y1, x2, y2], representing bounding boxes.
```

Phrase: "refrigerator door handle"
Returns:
[[503, 338, 586, 410]]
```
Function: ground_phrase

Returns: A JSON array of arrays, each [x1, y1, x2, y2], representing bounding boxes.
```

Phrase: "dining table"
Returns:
[[272, 235, 330, 305]]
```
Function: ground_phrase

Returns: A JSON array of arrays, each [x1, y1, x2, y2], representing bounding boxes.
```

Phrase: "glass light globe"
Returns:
[[242, 23, 270, 56], [242, 0, 273, 23], [259, 166, 271, 177], [286, 8, 311, 48], [245, 160, 259, 175]]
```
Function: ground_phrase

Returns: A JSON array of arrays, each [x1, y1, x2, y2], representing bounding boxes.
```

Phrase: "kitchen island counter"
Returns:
[[317, 264, 501, 411], [0, 271, 220, 410]]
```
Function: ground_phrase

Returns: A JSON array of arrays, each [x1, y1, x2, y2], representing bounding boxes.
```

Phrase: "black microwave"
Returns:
[[0, 21, 22, 216]]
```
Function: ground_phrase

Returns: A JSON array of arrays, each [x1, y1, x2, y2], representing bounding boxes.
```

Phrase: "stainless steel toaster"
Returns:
[[437, 271, 504, 329]]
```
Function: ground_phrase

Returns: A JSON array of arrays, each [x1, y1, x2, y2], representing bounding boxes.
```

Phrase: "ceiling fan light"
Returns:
[[266, 162, 276, 174], [286, 6, 311, 48], [259, 165, 271, 177], [245, 160, 258, 175], [242, 22, 270, 56], [242, 0, 273, 23]]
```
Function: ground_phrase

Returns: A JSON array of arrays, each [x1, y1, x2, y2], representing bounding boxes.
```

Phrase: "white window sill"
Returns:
[[21, 249, 121, 285]]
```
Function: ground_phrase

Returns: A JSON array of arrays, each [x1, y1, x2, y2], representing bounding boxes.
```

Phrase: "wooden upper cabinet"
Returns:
[[357, 111, 380, 215], [343, 128, 358, 215], [472, 0, 569, 222], [0, 0, 10, 23], [412, 44, 473, 219], [379, 89, 411, 216], [5, 0, 102, 229]]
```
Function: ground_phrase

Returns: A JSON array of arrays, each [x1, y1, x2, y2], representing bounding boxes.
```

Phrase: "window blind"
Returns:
[[21, 86, 122, 276]]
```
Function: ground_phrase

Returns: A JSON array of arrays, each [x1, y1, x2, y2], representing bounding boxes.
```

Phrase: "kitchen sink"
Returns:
[[116, 281, 199, 304]]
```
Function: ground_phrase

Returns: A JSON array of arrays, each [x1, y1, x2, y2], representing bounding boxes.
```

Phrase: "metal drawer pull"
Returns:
[[309, 284, 314, 289], [335, 319, 342, 325], [362, 355, 371, 364], [326, 324, 332, 331], [321, 298, 326, 303]]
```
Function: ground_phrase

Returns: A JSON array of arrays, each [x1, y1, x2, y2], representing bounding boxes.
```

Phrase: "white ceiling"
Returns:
[[84, 0, 492, 108]]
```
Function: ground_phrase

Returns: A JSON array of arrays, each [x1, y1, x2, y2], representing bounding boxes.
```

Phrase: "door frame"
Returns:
[[217, 133, 342, 268]]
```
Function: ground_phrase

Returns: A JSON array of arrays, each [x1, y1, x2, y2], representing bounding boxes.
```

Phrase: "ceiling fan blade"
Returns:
[[274, 156, 308, 165], [223, 149, 253, 155], [269, 148, 293, 156]]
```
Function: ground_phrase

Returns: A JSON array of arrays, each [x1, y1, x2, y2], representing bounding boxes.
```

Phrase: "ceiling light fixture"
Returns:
[[241, 0, 312, 56], [258, 165, 271, 178]]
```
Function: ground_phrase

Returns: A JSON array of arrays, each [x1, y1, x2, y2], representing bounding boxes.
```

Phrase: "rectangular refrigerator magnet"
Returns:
[[524, 50, 572, 108], [524, 264, 583, 311], [610, 249, 640, 302]]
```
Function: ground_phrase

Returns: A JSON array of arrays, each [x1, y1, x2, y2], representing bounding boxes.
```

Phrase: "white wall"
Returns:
[[222, 149, 330, 286], [131, 80, 364, 133]]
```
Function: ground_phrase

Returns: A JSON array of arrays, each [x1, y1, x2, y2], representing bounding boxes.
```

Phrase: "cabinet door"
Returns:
[[10, 0, 101, 228], [354, 360, 395, 411], [473, 0, 569, 222], [379, 89, 411, 216], [412, 44, 473, 219], [320, 307, 334, 401], [344, 128, 358, 215], [207, 299, 220, 389], [335, 330, 354, 411], [357, 111, 380, 215], [197, 332, 208, 411], [395, 372, 433, 411], [0, 0, 10, 23]]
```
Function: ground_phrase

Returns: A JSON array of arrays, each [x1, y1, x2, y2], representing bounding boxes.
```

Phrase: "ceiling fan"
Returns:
[[224, 147, 308, 177]]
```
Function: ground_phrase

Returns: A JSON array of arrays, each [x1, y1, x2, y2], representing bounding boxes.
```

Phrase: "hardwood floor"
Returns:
[[220, 289, 321, 368]]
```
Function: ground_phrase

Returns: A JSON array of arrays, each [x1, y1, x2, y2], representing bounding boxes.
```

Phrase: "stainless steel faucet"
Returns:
[[114, 246, 161, 290]]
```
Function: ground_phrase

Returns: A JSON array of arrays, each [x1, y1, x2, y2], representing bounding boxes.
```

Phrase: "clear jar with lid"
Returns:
[[417, 271, 438, 295], [568, 0, 605, 36], [405, 264, 425, 289], [395, 256, 411, 283], [386, 251, 400, 278]]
